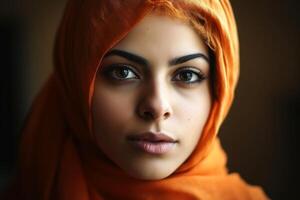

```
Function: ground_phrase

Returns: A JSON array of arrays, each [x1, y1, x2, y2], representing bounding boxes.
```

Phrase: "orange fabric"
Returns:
[[3, 0, 270, 199]]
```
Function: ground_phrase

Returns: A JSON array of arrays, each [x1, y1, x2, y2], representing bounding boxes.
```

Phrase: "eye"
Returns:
[[104, 64, 139, 80], [172, 67, 206, 84]]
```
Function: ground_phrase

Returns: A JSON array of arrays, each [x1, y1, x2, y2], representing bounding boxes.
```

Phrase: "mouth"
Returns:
[[127, 132, 178, 155]]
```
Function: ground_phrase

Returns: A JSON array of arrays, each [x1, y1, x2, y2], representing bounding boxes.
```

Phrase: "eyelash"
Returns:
[[102, 64, 206, 85], [172, 66, 206, 84]]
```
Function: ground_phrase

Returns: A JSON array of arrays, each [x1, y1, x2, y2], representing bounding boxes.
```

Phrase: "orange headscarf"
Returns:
[[3, 0, 270, 199]]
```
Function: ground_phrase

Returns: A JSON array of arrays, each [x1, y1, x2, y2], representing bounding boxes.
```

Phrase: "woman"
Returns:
[[3, 0, 269, 199]]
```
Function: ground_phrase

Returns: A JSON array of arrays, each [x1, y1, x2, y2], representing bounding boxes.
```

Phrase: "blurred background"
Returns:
[[0, 0, 299, 199]]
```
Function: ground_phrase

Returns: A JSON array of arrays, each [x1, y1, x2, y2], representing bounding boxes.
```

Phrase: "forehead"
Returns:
[[112, 13, 208, 59]]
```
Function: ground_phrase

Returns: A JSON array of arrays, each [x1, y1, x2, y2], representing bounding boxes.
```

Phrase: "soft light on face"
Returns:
[[92, 13, 212, 180]]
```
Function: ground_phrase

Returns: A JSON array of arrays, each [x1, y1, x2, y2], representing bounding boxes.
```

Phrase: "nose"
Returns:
[[137, 81, 172, 121]]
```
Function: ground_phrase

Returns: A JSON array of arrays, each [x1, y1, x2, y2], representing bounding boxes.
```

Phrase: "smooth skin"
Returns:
[[92, 13, 212, 180]]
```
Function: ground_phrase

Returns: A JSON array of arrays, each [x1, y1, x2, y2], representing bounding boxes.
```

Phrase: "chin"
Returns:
[[124, 162, 177, 181]]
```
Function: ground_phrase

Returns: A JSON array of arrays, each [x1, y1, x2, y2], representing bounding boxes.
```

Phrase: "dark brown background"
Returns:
[[1, 1, 299, 199]]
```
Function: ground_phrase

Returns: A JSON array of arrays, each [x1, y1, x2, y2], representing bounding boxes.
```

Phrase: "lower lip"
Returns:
[[129, 140, 176, 155]]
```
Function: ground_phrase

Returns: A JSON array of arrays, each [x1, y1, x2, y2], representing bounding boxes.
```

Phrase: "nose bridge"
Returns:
[[146, 76, 169, 109], [138, 76, 172, 120], [149, 76, 166, 100]]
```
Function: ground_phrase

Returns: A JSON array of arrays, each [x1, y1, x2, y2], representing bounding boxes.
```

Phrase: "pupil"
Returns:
[[118, 68, 129, 78], [181, 72, 192, 81]]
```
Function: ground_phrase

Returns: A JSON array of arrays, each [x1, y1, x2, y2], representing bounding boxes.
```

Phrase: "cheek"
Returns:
[[174, 86, 212, 144], [176, 88, 211, 125], [92, 88, 134, 138]]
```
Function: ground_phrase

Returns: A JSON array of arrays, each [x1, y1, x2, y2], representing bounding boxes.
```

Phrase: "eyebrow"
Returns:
[[103, 49, 210, 67]]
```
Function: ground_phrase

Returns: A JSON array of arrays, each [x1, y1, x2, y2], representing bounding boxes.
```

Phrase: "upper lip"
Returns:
[[127, 131, 177, 143]]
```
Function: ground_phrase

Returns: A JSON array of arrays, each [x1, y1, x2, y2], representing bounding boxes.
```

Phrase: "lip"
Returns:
[[127, 132, 177, 155]]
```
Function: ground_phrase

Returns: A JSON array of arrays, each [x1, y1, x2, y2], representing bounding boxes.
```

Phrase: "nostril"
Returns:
[[143, 111, 154, 119], [164, 112, 170, 119], [141, 111, 170, 120]]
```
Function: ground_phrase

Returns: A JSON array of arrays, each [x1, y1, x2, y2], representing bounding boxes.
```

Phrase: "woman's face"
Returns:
[[92, 13, 212, 180]]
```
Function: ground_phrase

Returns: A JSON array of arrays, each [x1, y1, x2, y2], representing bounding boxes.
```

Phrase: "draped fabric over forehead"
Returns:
[[3, 0, 269, 199]]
